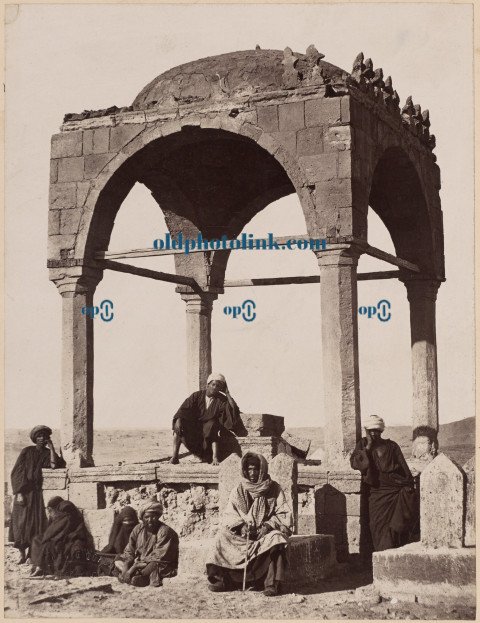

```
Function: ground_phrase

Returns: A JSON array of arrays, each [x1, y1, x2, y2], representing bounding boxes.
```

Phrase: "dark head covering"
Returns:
[[47, 496, 64, 509], [30, 425, 52, 443], [101, 506, 139, 554]]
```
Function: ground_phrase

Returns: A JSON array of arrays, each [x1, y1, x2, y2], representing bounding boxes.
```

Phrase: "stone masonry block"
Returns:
[[340, 96, 351, 123], [60, 208, 83, 235], [51, 131, 83, 159], [69, 482, 105, 510], [76, 181, 91, 208], [420, 453, 464, 548], [346, 515, 361, 553], [278, 101, 305, 132], [296, 126, 324, 156], [42, 469, 68, 490], [239, 122, 262, 141], [337, 152, 352, 179], [48, 234, 77, 259], [297, 515, 317, 536], [83, 509, 115, 550], [48, 210, 60, 235], [299, 153, 337, 184], [84, 153, 114, 180], [463, 457, 475, 547], [239, 413, 284, 437], [49, 182, 77, 209], [324, 125, 352, 151], [270, 453, 298, 532], [218, 454, 241, 515], [305, 98, 341, 127], [272, 131, 296, 154], [57, 156, 84, 183], [83, 130, 94, 155], [50, 159, 58, 184], [257, 105, 279, 132], [83, 128, 110, 155], [327, 472, 362, 494], [109, 124, 146, 152], [287, 535, 337, 587]]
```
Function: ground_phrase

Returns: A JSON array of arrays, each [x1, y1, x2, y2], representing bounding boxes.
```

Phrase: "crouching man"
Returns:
[[118, 501, 178, 588]]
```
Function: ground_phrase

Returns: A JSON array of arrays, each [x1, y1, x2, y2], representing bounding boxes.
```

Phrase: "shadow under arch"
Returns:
[[81, 125, 316, 275], [368, 146, 436, 275]]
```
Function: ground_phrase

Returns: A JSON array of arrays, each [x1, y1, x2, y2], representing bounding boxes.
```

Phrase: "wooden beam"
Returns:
[[97, 259, 199, 288], [224, 270, 400, 287], [364, 244, 420, 273]]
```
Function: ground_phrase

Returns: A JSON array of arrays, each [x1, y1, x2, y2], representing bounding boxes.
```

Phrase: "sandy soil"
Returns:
[[4, 545, 475, 620]]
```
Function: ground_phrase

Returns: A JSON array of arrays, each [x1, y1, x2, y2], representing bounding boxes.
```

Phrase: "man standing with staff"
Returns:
[[170, 373, 241, 465]]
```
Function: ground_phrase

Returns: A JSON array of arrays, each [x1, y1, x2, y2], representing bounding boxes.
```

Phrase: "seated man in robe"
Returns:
[[118, 500, 178, 588], [350, 415, 417, 552], [170, 373, 241, 465], [206, 452, 292, 597], [29, 496, 95, 578]]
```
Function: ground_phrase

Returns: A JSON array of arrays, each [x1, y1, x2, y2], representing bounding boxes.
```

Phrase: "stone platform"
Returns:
[[178, 534, 337, 589], [373, 542, 476, 606]]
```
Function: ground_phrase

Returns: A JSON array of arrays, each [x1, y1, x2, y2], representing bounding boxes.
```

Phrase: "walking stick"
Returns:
[[242, 523, 251, 592]]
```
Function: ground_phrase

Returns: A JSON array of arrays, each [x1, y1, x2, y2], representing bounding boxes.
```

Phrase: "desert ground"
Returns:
[[3, 544, 475, 620]]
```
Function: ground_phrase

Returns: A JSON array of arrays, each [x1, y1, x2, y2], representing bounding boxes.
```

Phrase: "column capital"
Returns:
[[180, 291, 218, 312], [315, 243, 365, 268], [50, 266, 103, 296], [402, 278, 441, 303]]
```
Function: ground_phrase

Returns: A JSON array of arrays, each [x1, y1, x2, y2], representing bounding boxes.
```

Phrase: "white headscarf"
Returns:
[[207, 373, 226, 386], [364, 415, 385, 431]]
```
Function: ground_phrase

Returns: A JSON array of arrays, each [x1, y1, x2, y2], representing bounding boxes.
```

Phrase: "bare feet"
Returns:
[[169, 457, 179, 465], [211, 458, 220, 466], [29, 568, 43, 577]]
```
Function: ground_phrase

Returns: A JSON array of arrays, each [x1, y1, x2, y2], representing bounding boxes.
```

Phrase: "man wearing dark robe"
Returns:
[[9, 425, 65, 563], [170, 373, 241, 465], [118, 501, 179, 588], [350, 415, 417, 552]]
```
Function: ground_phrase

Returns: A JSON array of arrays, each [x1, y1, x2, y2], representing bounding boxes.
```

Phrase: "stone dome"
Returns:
[[132, 48, 348, 110]]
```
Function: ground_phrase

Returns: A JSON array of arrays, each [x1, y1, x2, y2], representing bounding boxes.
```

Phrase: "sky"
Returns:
[[5, 4, 474, 438]]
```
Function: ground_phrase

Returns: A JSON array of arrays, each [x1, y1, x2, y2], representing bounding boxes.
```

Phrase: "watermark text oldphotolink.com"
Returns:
[[153, 233, 326, 255]]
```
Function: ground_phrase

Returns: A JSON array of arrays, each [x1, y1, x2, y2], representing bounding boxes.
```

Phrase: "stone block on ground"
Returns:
[[373, 542, 476, 607], [286, 535, 337, 588], [218, 454, 241, 514], [83, 508, 116, 550], [269, 453, 298, 533], [42, 468, 68, 490], [237, 436, 282, 460], [420, 453, 464, 548], [69, 482, 105, 510], [237, 413, 284, 437], [463, 457, 475, 547]]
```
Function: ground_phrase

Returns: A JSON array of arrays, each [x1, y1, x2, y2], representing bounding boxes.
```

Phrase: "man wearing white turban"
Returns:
[[170, 373, 241, 465], [350, 415, 417, 552]]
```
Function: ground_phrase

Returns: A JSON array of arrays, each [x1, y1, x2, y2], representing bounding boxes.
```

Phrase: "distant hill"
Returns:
[[4, 417, 474, 481]]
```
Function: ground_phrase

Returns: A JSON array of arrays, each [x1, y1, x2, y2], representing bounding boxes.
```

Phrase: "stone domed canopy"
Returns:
[[132, 48, 348, 110]]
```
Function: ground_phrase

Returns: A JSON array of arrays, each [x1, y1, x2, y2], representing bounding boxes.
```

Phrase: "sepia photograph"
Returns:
[[4, 2, 475, 619]]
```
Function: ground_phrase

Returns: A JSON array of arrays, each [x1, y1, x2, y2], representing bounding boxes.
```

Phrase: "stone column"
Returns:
[[316, 245, 362, 467], [403, 278, 441, 460], [51, 267, 102, 467], [180, 292, 217, 394]]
